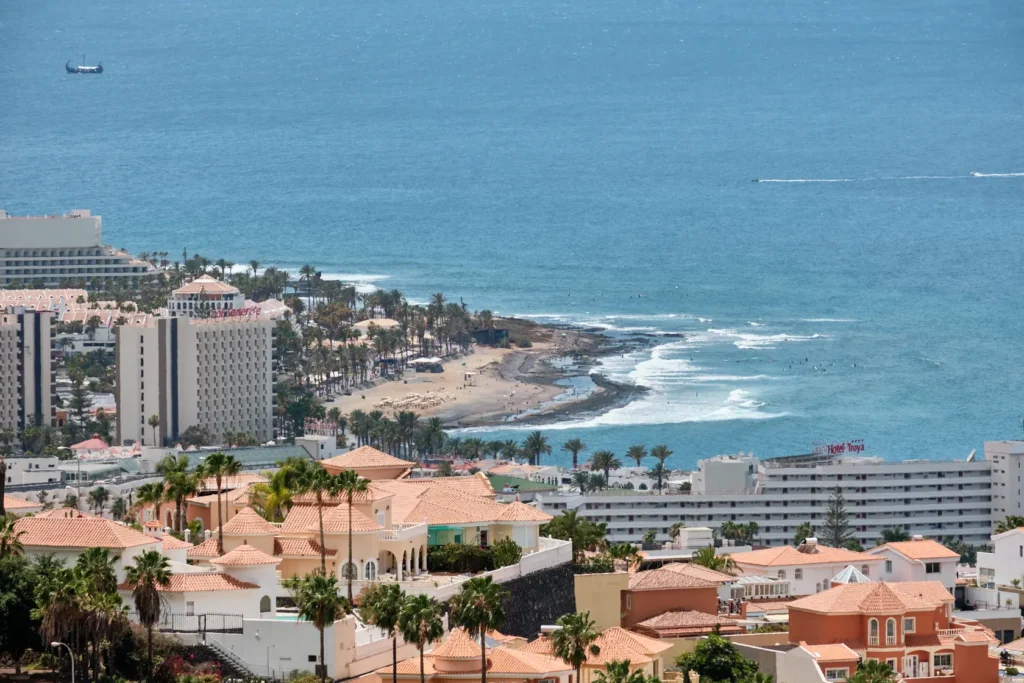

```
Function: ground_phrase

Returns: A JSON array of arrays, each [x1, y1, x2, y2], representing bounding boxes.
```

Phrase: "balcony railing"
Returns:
[[128, 611, 243, 634], [868, 636, 879, 646], [885, 635, 897, 645], [379, 522, 427, 541], [938, 628, 965, 638]]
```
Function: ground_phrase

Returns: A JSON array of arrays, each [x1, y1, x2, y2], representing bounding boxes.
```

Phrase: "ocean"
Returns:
[[3, 0, 1023, 470]]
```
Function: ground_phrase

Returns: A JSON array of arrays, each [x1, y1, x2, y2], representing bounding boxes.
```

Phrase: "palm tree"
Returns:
[[252, 468, 295, 522], [848, 658, 897, 683], [551, 610, 600, 683], [995, 516, 1024, 534], [297, 467, 342, 574], [124, 550, 171, 681], [650, 444, 672, 467], [111, 496, 129, 521], [647, 462, 668, 492], [200, 451, 241, 553], [562, 439, 587, 470], [589, 450, 621, 483], [606, 543, 641, 569], [0, 516, 25, 558], [669, 522, 685, 541], [626, 445, 647, 467], [595, 660, 649, 683], [285, 571, 351, 683], [398, 594, 445, 683], [450, 576, 509, 683], [337, 469, 369, 600], [571, 471, 591, 493], [878, 527, 910, 544], [76, 547, 119, 594], [249, 259, 261, 276], [133, 482, 164, 522], [147, 415, 160, 446], [543, 509, 608, 562], [87, 486, 110, 515], [522, 431, 551, 466], [158, 453, 199, 532], [359, 583, 407, 683], [691, 545, 736, 574]]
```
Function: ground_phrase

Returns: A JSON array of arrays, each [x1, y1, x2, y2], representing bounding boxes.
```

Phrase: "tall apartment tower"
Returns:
[[115, 314, 276, 446], [986, 440, 1024, 525], [0, 308, 56, 433]]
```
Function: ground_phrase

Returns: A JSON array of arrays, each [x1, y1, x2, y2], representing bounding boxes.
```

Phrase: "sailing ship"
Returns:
[[66, 55, 103, 74]]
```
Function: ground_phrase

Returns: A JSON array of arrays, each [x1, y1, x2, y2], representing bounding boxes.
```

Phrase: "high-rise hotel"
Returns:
[[0, 308, 56, 433]]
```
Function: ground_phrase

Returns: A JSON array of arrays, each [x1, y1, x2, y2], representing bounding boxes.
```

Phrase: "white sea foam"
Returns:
[[748, 321, 762, 326], [757, 172, 1024, 183], [801, 318, 858, 323], [970, 172, 1024, 177], [701, 328, 825, 350]]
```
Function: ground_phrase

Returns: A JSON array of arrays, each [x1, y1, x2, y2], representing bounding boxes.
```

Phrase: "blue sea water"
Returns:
[[3, 0, 1024, 469]]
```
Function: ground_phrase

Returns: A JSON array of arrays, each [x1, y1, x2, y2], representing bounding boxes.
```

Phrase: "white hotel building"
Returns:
[[0, 210, 158, 287], [536, 447, 1008, 548], [0, 308, 56, 433], [115, 279, 276, 446]]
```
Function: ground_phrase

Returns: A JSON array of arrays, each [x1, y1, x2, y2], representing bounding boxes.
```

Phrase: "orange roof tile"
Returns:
[[380, 646, 570, 678], [633, 611, 744, 638], [629, 566, 718, 591], [290, 485, 391, 505], [33, 507, 102, 519], [789, 581, 952, 616], [210, 544, 283, 566], [802, 643, 860, 662], [731, 544, 883, 568], [201, 473, 268, 490], [315, 505, 383, 534], [958, 631, 996, 644], [1000, 636, 1024, 653], [661, 563, 735, 584], [496, 501, 552, 523], [189, 485, 254, 507], [120, 573, 259, 593], [584, 627, 673, 666], [187, 538, 221, 558], [871, 539, 961, 561], [3, 495, 39, 510], [321, 446, 411, 471], [432, 629, 481, 659], [162, 535, 193, 550], [14, 518, 160, 549], [274, 538, 337, 557], [221, 507, 279, 536], [174, 275, 241, 295]]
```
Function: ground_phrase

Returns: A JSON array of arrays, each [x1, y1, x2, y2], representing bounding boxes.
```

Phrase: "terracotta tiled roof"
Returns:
[[380, 645, 570, 677], [33, 507, 102, 519], [188, 485, 254, 507], [14, 518, 160, 549], [789, 581, 952, 615], [2, 495, 39, 510], [1001, 636, 1024, 653], [958, 631, 996, 644], [274, 538, 337, 557], [279, 504, 324, 535], [221, 507, 279, 536], [870, 539, 961, 561], [802, 643, 860, 662], [495, 501, 552, 522], [321, 446, 411, 470], [144, 520, 162, 529], [174, 275, 240, 295], [211, 543, 283, 566], [291, 486, 391, 505], [518, 637, 555, 656], [120, 573, 259, 593], [629, 566, 718, 591], [162, 535, 193, 550], [731, 544, 883, 568], [633, 611, 744, 638], [742, 598, 794, 613], [187, 538, 221, 558], [584, 627, 673, 666], [315, 505, 383, 534], [905, 633, 942, 647], [432, 629, 481, 659], [71, 436, 110, 450], [660, 563, 735, 584]]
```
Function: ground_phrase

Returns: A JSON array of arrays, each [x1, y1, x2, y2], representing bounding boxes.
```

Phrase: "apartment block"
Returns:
[[115, 314, 276, 446], [0, 308, 56, 433]]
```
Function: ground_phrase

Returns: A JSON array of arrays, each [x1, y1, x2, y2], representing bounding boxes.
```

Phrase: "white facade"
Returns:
[[733, 559, 882, 596], [978, 527, 1024, 589], [692, 453, 759, 494], [116, 314, 276, 446], [869, 542, 959, 592], [986, 440, 1024, 522], [22, 540, 158, 582], [0, 308, 56, 433], [4, 456, 61, 485], [167, 275, 247, 317], [0, 210, 157, 287], [536, 451, 994, 547]]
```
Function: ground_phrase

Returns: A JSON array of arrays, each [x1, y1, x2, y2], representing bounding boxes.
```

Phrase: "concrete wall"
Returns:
[[622, 586, 719, 627], [876, 549, 958, 592], [736, 560, 881, 595], [574, 572, 629, 631], [0, 215, 101, 249], [494, 562, 575, 638]]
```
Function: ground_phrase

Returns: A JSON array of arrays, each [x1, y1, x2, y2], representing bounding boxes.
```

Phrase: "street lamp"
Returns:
[[51, 642, 74, 683]]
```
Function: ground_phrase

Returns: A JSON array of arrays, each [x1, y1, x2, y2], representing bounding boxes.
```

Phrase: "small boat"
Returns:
[[969, 171, 981, 177], [752, 178, 761, 183], [66, 55, 103, 74]]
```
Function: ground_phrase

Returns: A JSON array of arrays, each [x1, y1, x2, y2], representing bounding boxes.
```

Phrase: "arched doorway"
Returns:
[[165, 508, 173, 529], [260, 596, 272, 614], [420, 545, 427, 572], [364, 560, 378, 580], [380, 550, 398, 577]]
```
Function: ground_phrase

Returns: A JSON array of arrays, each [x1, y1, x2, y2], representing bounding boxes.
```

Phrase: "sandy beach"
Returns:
[[323, 321, 637, 427]]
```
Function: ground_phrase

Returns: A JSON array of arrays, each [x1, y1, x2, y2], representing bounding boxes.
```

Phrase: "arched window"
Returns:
[[861, 564, 870, 577], [364, 560, 377, 580], [260, 596, 271, 613], [868, 618, 879, 645], [794, 569, 803, 580], [886, 618, 897, 644], [778, 570, 786, 579], [341, 562, 358, 580]]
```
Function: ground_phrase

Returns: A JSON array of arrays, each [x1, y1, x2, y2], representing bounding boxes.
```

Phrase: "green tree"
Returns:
[[647, 462, 668, 492], [650, 444, 672, 467], [522, 431, 551, 466], [252, 468, 295, 522], [0, 556, 42, 673], [571, 471, 592, 493], [589, 450, 621, 484], [359, 583, 407, 683], [848, 658, 897, 683], [643, 529, 657, 545], [879, 527, 910, 544], [542, 510, 607, 562], [199, 451, 241, 553], [793, 522, 814, 545], [286, 571, 351, 683], [110, 496, 128, 521], [124, 550, 171, 681], [450, 576, 509, 683], [158, 453, 199, 533], [669, 522, 685, 541], [595, 660, 654, 683], [133, 482, 164, 522], [337, 469, 369, 601], [87, 486, 110, 515], [625, 445, 647, 467], [607, 543, 641, 569], [147, 414, 161, 446], [550, 610, 600, 683], [675, 632, 759, 683], [822, 487, 852, 548], [996, 516, 1024, 534], [296, 467, 342, 574], [0, 517, 25, 559], [691, 546, 736, 574], [398, 594, 445, 683], [562, 438, 587, 470], [76, 547, 119, 594]]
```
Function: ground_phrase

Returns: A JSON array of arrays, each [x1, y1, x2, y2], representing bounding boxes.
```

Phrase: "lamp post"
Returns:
[[51, 642, 74, 683]]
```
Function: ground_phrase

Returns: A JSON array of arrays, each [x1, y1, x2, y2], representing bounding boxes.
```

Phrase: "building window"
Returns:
[[868, 618, 879, 646], [886, 658, 898, 671], [861, 564, 870, 577], [778, 570, 786, 579], [186, 601, 195, 616], [925, 562, 941, 574], [904, 617, 915, 633], [824, 669, 848, 681], [885, 618, 896, 645], [794, 569, 803, 580], [625, 595, 632, 610], [934, 654, 952, 669], [885, 560, 893, 573]]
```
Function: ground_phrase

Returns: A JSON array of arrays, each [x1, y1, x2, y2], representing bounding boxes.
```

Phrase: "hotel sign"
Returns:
[[812, 439, 865, 456], [211, 306, 261, 319]]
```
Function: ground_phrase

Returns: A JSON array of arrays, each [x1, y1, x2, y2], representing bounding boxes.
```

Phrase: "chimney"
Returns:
[[205, 529, 212, 541], [912, 535, 923, 541], [798, 538, 818, 553]]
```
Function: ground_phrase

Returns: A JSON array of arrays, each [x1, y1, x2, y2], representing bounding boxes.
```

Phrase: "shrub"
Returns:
[[1007, 667, 1019, 676], [427, 543, 495, 573], [515, 338, 533, 348], [573, 556, 615, 574], [491, 538, 523, 568]]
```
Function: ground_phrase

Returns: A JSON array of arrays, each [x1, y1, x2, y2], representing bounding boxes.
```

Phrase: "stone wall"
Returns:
[[496, 561, 576, 638]]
